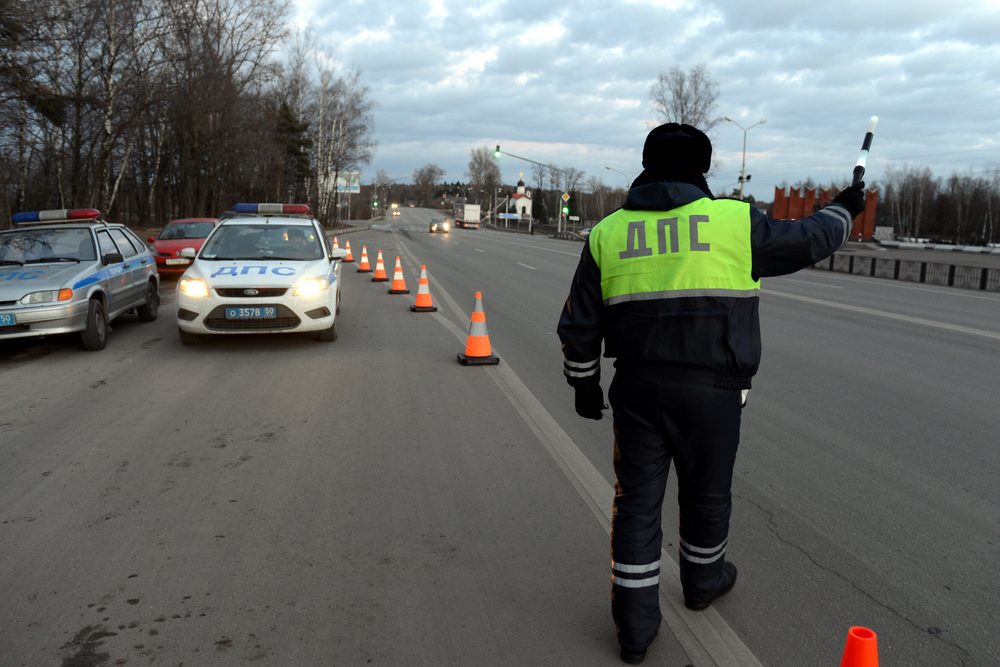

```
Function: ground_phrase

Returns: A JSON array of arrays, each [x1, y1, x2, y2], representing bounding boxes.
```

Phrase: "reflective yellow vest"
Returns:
[[588, 198, 760, 305]]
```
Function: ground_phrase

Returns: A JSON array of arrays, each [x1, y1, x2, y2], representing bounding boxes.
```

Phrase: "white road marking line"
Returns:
[[475, 248, 485, 253], [390, 234, 760, 667], [475, 234, 582, 257], [766, 289, 1000, 341], [518, 263, 537, 270], [780, 278, 843, 289]]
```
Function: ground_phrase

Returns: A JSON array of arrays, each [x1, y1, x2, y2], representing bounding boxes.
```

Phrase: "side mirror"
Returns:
[[147, 235, 156, 243], [180, 247, 197, 259], [102, 252, 124, 266], [329, 247, 347, 261]]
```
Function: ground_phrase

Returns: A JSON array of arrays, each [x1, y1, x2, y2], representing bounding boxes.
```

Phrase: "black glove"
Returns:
[[575, 385, 607, 420], [833, 181, 866, 218]]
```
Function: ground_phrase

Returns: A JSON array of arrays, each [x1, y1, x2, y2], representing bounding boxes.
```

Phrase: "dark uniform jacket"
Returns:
[[557, 180, 854, 390]]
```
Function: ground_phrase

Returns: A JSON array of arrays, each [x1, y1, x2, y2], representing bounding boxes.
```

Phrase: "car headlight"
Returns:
[[179, 278, 209, 297], [293, 277, 330, 297], [20, 289, 74, 304]]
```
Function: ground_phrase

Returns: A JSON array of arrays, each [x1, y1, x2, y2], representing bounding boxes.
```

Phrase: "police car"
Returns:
[[0, 208, 159, 350], [175, 203, 346, 344]]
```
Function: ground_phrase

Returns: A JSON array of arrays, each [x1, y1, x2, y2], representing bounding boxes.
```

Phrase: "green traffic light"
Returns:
[[494, 145, 501, 157], [373, 201, 379, 207], [562, 206, 569, 214]]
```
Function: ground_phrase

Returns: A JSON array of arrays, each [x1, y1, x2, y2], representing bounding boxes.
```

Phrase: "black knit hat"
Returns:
[[641, 123, 712, 175]]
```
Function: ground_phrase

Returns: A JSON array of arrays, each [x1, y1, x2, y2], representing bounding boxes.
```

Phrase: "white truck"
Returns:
[[453, 203, 481, 229]]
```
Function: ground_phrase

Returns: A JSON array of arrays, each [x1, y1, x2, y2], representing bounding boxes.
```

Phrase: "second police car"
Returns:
[[1, 208, 159, 350], [175, 203, 346, 344]]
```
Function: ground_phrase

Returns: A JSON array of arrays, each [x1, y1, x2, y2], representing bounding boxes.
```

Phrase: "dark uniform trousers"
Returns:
[[608, 367, 742, 652]]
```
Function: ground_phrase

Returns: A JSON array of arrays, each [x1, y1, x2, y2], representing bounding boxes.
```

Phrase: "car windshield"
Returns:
[[159, 221, 215, 240], [0, 228, 96, 263], [200, 223, 324, 261]]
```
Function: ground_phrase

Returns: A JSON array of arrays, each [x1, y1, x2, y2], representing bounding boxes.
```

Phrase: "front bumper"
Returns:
[[0, 300, 90, 340], [176, 286, 337, 335], [154, 256, 193, 276]]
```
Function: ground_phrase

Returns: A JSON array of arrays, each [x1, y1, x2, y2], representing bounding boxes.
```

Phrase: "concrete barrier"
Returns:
[[818, 253, 1000, 292]]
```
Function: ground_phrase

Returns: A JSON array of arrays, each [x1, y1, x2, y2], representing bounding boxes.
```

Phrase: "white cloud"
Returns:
[[295, 0, 1000, 200]]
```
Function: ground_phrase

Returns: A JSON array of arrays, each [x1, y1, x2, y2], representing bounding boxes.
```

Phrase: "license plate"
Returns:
[[225, 306, 277, 320], [0, 313, 15, 326], [165, 258, 190, 266]]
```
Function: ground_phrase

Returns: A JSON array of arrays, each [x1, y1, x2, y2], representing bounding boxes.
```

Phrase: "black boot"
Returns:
[[619, 647, 647, 664], [684, 561, 737, 611]]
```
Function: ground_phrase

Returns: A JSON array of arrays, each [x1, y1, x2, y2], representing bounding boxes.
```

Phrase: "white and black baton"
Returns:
[[853, 115, 879, 187]]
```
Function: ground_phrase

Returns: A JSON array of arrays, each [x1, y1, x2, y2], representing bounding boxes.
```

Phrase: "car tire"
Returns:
[[81, 299, 108, 351], [178, 328, 202, 345], [336, 288, 342, 314], [136, 281, 159, 321], [316, 319, 338, 342]]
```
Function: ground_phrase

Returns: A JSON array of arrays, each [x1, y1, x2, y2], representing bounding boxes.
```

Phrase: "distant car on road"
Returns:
[[429, 218, 450, 233], [579, 226, 593, 239], [148, 217, 220, 277], [175, 203, 346, 345], [1, 208, 160, 350], [392, 209, 401, 217]]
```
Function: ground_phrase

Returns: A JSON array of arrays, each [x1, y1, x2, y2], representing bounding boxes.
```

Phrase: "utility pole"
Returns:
[[723, 116, 766, 199]]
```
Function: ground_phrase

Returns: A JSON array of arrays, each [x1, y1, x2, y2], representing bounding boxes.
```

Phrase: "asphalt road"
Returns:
[[2, 207, 998, 666]]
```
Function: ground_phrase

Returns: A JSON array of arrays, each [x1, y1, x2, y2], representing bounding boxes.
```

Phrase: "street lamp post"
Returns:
[[495, 145, 573, 232], [604, 165, 631, 190], [723, 116, 766, 199]]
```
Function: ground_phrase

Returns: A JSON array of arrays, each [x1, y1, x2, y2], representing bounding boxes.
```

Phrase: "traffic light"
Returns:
[[561, 205, 569, 215], [494, 145, 501, 157], [373, 200, 379, 208]]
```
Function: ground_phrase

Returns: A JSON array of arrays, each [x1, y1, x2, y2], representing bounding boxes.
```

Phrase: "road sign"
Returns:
[[336, 171, 361, 194], [497, 213, 520, 220], [561, 192, 570, 202], [569, 215, 580, 221]]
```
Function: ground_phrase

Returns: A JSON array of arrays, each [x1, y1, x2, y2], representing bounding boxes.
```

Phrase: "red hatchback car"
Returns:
[[148, 218, 220, 277]]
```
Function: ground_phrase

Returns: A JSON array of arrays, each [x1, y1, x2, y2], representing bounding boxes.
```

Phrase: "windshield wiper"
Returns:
[[0, 259, 24, 266], [263, 255, 313, 261], [25, 256, 80, 264]]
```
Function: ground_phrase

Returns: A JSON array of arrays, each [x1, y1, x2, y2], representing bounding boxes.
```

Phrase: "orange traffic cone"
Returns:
[[840, 627, 878, 667], [356, 244, 371, 272], [388, 256, 409, 294], [410, 265, 438, 312], [343, 239, 354, 263], [371, 250, 388, 282], [332, 236, 339, 249], [457, 291, 499, 365]]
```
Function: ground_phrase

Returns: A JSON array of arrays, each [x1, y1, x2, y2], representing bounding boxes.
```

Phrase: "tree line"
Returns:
[[1, 0, 375, 229]]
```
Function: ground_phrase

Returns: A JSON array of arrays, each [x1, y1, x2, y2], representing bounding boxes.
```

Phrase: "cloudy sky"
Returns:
[[290, 0, 1000, 201]]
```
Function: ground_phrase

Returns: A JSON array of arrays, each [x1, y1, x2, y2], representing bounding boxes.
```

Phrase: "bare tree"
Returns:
[[649, 64, 721, 132], [412, 163, 443, 206], [467, 146, 501, 196], [884, 165, 937, 240], [310, 64, 375, 223]]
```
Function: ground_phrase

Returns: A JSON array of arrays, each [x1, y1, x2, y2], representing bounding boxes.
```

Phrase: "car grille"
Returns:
[[203, 304, 300, 331], [215, 287, 287, 297]]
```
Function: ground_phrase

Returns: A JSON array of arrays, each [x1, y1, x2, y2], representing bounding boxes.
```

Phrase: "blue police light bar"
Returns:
[[231, 203, 311, 215], [11, 208, 101, 224]]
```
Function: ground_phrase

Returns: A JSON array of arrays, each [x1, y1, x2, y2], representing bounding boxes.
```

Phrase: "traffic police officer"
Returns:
[[557, 123, 866, 664]]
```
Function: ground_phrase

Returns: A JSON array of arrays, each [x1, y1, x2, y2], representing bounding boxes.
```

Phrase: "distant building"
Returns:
[[510, 172, 533, 219]]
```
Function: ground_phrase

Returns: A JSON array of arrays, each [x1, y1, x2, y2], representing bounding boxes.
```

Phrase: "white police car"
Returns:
[[175, 203, 346, 344], [0, 208, 159, 350]]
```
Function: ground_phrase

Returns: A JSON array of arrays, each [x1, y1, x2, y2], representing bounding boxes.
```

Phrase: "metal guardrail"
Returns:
[[813, 254, 1000, 291]]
